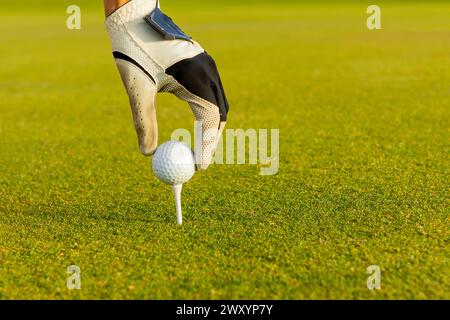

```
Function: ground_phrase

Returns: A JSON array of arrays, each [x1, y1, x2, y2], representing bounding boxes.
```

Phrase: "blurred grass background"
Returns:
[[0, 0, 449, 299]]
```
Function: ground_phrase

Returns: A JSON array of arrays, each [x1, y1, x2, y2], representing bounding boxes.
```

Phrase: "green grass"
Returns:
[[0, 0, 449, 299]]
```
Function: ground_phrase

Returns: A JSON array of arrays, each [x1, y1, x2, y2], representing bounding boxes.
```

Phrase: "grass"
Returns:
[[0, 0, 449, 299]]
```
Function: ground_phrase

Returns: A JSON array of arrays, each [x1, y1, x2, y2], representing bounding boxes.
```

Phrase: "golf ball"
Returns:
[[152, 141, 196, 185]]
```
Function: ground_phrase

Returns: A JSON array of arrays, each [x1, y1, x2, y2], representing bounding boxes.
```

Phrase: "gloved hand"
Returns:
[[105, 0, 229, 170]]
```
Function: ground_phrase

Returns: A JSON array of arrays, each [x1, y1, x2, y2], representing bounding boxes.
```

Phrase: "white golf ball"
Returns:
[[152, 141, 196, 185]]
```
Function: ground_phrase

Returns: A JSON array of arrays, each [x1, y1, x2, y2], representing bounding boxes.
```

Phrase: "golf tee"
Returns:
[[172, 184, 183, 225]]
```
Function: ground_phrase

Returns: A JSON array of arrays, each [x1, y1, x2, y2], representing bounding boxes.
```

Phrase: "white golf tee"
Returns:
[[172, 184, 183, 225]]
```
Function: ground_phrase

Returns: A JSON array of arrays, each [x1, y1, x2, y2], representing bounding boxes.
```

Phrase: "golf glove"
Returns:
[[105, 0, 229, 170]]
